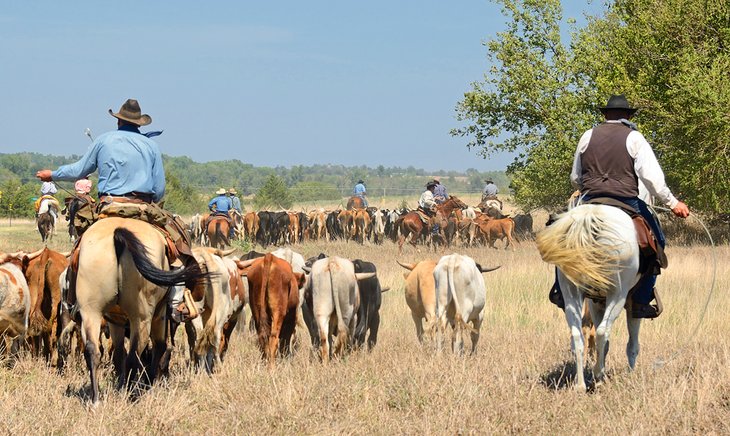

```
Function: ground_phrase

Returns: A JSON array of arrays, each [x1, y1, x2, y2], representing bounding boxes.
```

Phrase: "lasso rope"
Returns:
[[650, 206, 718, 369]]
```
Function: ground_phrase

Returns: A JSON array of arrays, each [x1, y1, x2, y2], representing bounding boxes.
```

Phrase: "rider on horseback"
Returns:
[[353, 179, 368, 208], [481, 178, 502, 209], [418, 181, 439, 235], [36, 181, 60, 230], [36, 98, 197, 319], [432, 177, 449, 205], [549, 94, 690, 319]]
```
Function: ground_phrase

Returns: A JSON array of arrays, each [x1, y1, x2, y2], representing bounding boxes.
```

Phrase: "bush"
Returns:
[[254, 175, 292, 210]]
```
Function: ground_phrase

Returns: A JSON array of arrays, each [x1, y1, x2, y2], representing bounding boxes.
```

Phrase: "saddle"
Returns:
[[581, 197, 668, 305], [415, 208, 431, 225], [206, 212, 232, 229]]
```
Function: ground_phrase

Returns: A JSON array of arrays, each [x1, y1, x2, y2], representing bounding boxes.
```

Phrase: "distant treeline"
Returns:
[[0, 152, 508, 217]]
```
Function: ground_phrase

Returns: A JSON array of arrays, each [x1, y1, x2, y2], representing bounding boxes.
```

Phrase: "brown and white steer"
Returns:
[[0, 252, 33, 355]]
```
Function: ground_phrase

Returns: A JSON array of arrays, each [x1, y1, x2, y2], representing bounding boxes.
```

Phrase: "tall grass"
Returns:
[[0, 221, 727, 433]]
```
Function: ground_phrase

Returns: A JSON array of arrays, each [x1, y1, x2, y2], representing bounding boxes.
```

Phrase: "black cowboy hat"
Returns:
[[484, 178, 493, 183], [425, 181, 437, 189], [357, 179, 364, 184], [599, 94, 637, 115]]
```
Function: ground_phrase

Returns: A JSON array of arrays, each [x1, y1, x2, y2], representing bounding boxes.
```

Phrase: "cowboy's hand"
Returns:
[[671, 201, 690, 218], [36, 170, 53, 181]]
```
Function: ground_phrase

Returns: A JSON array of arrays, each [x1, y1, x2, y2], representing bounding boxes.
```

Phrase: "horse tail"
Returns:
[[113, 227, 206, 287], [214, 220, 227, 246], [536, 205, 626, 292]]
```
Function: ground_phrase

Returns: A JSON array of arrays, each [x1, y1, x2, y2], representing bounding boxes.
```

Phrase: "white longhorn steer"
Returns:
[[433, 253, 500, 355]]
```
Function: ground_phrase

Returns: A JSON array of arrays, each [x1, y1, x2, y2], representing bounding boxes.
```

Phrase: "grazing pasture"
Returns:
[[0, 218, 728, 433]]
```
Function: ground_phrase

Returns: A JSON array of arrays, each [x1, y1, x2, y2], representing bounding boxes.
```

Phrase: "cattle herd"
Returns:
[[191, 203, 535, 249], [0, 199, 534, 404]]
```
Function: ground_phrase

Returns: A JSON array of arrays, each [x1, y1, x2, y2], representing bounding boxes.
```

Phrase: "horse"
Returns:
[[346, 196, 365, 210], [206, 215, 231, 249], [74, 218, 205, 404], [477, 197, 502, 212], [396, 196, 467, 252], [536, 204, 641, 392], [37, 209, 55, 243]]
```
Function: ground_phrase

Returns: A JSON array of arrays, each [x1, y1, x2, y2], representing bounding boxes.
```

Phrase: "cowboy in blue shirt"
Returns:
[[209, 188, 232, 216], [37, 99, 165, 203], [353, 179, 368, 207]]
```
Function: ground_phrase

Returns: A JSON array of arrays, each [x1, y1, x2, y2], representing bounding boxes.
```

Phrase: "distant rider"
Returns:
[[432, 177, 449, 205], [418, 181, 439, 235], [353, 179, 368, 207]]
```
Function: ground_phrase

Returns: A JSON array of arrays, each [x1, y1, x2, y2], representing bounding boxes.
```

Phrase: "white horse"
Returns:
[[536, 204, 641, 392]]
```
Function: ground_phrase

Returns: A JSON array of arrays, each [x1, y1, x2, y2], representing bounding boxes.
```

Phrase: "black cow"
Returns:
[[298, 212, 309, 242], [256, 211, 274, 246], [271, 211, 290, 245], [326, 211, 342, 240], [512, 213, 534, 240], [352, 259, 385, 351]]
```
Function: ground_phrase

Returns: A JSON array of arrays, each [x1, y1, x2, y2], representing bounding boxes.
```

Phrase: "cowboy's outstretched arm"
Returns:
[[36, 143, 100, 182]]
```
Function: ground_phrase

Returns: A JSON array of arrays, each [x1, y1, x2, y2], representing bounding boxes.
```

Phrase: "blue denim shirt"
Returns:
[[353, 183, 366, 196], [209, 195, 232, 213], [51, 125, 166, 202]]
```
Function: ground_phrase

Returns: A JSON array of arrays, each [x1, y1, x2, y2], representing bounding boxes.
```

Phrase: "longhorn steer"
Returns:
[[433, 254, 500, 355]]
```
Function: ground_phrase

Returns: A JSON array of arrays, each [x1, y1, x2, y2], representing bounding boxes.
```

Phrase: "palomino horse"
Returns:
[[396, 196, 467, 252], [346, 196, 365, 210], [536, 204, 641, 392], [75, 218, 204, 404], [207, 215, 231, 249]]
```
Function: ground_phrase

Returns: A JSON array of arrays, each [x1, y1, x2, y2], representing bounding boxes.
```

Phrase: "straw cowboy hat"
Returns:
[[215, 188, 226, 195], [228, 188, 238, 195], [109, 99, 152, 126], [599, 94, 637, 115]]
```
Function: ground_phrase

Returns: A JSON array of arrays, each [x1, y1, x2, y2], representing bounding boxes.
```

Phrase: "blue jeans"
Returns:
[[554, 195, 665, 305]]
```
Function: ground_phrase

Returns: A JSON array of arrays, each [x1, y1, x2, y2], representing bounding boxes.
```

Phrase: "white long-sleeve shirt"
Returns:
[[570, 120, 678, 208], [419, 190, 437, 209]]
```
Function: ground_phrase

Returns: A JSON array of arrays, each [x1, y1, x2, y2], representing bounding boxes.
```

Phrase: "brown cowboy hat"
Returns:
[[599, 94, 637, 115], [109, 99, 152, 126], [228, 188, 237, 195]]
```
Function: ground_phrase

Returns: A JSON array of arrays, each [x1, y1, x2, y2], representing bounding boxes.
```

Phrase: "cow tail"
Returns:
[[113, 227, 206, 287], [330, 260, 348, 353], [447, 257, 467, 334], [260, 254, 272, 333]]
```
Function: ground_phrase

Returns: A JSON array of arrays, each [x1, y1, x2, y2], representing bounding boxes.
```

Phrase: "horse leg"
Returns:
[[626, 308, 641, 370], [592, 293, 626, 384], [148, 304, 168, 382], [109, 323, 127, 390], [80, 311, 103, 404], [559, 273, 587, 392]]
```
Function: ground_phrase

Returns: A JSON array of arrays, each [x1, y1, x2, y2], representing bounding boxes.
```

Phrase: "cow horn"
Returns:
[[355, 272, 376, 281], [217, 248, 237, 257], [396, 260, 416, 271], [302, 266, 312, 274], [60, 251, 72, 258], [235, 258, 257, 269], [380, 287, 390, 293], [477, 264, 501, 273], [24, 247, 46, 261]]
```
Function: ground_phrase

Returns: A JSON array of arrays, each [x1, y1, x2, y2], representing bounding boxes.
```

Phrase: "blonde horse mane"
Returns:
[[536, 204, 632, 293]]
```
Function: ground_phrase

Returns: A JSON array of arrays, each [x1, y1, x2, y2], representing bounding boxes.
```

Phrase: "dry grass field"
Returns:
[[0, 215, 728, 434]]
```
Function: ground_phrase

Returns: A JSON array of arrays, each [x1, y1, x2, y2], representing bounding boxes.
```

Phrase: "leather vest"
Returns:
[[581, 123, 639, 198]]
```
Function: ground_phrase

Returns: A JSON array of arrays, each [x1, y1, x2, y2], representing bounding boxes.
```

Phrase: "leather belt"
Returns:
[[99, 192, 154, 204]]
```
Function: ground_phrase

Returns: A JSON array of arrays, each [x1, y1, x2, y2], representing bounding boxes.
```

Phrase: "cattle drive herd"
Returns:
[[0, 196, 535, 405], [191, 196, 535, 251]]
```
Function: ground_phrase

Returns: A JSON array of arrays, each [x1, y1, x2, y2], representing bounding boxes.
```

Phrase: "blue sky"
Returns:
[[0, 1, 603, 172]]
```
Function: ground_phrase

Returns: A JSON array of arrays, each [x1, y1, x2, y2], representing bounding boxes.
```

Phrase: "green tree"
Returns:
[[254, 174, 293, 210], [454, 0, 729, 213]]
